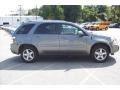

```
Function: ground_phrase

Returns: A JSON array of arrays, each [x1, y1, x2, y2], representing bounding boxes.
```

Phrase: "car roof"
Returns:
[[24, 20, 74, 25]]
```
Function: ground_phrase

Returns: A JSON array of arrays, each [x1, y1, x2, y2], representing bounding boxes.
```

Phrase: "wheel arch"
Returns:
[[90, 42, 111, 54], [18, 44, 38, 54]]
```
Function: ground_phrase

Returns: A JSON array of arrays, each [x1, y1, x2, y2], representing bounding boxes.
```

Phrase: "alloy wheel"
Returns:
[[94, 48, 107, 61], [22, 49, 34, 61]]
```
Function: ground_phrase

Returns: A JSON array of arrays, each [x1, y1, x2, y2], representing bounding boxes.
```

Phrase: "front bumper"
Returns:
[[111, 44, 119, 54]]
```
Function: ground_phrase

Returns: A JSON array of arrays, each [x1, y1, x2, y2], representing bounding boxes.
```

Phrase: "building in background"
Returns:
[[0, 5, 43, 26], [0, 16, 43, 26]]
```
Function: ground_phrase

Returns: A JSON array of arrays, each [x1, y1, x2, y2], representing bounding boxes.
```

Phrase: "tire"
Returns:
[[91, 45, 109, 63], [20, 46, 39, 63], [105, 27, 108, 30], [96, 27, 99, 31]]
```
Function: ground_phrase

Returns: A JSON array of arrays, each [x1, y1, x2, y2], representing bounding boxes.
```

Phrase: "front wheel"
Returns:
[[105, 27, 108, 30], [91, 45, 109, 63], [96, 27, 99, 31], [21, 46, 38, 63]]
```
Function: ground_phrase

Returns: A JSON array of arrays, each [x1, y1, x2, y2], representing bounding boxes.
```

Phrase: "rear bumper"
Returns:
[[10, 43, 20, 54]]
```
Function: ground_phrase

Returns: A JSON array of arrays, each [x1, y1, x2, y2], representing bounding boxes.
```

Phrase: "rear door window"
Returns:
[[34, 23, 57, 34]]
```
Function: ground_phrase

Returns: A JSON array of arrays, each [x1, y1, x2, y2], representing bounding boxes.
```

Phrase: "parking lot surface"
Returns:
[[0, 29, 120, 85]]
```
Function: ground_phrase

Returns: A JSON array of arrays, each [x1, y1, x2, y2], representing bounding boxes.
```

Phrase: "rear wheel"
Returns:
[[20, 46, 39, 63], [91, 45, 109, 63]]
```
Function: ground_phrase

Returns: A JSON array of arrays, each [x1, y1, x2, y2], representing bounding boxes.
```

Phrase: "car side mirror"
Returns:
[[77, 31, 84, 37]]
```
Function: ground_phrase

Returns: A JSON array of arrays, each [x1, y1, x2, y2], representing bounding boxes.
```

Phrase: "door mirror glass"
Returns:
[[77, 31, 84, 37]]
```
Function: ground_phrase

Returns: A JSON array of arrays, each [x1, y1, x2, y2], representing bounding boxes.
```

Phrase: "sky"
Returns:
[[0, 0, 42, 16], [0, 0, 119, 16]]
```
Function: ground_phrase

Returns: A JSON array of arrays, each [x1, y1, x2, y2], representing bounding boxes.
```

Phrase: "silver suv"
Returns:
[[11, 20, 119, 63]]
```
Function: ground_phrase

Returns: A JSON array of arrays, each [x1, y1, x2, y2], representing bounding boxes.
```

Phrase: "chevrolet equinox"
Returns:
[[11, 20, 119, 63]]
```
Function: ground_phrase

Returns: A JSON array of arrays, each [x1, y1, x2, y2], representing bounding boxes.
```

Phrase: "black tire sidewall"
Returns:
[[96, 27, 99, 31], [105, 27, 108, 30]]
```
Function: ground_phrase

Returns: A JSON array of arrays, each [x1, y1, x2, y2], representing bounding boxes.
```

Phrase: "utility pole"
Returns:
[[36, 5, 38, 21], [18, 5, 22, 24], [10, 10, 14, 25]]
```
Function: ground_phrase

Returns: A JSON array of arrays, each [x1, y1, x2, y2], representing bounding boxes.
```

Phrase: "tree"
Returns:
[[28, 8, 39, 16], [39, 5, 52, 19], [38, 5, 82, 22], [110, 5, 120, 23], [63, 5, 82, 22], [95, 5, 108, 21], [50, 5, 64, 20], [38, 5, 64, 20], [28, 5, 120, 23], [96, 5, 107, 13], [82, 6, 97, 22]]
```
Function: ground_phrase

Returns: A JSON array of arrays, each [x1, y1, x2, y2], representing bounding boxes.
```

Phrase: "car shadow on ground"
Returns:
[[0, 55, 116, 71]]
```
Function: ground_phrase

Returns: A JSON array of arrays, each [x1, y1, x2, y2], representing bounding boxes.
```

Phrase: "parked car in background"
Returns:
[[89, 21, 109, 31], [109, 23, 120, 28], [83, 22, 92, 30], [11, 20, 119, 63], [89, 22, 99, 30], [79, 23, 87, 28]]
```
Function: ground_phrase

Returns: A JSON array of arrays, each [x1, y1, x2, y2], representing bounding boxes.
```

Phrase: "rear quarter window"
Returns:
[[16, 24, 35, 34]]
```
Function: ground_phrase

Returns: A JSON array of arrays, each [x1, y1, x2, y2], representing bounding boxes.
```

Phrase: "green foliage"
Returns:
[[63, 5, 82, 22], [28, 8, 39, 15], [38, 5, 64, 20], [110, 5, 120, 23], [82, 6, 97, 22], [28, 5, 120, 23], [96, 5, 107, 13]]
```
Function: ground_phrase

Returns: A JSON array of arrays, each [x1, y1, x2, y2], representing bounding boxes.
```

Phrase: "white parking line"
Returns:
[[79, 65, 105, 85], [8, 63, 55, 84], [80, 70, 95, 84], [91, 75, 105, 85]]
